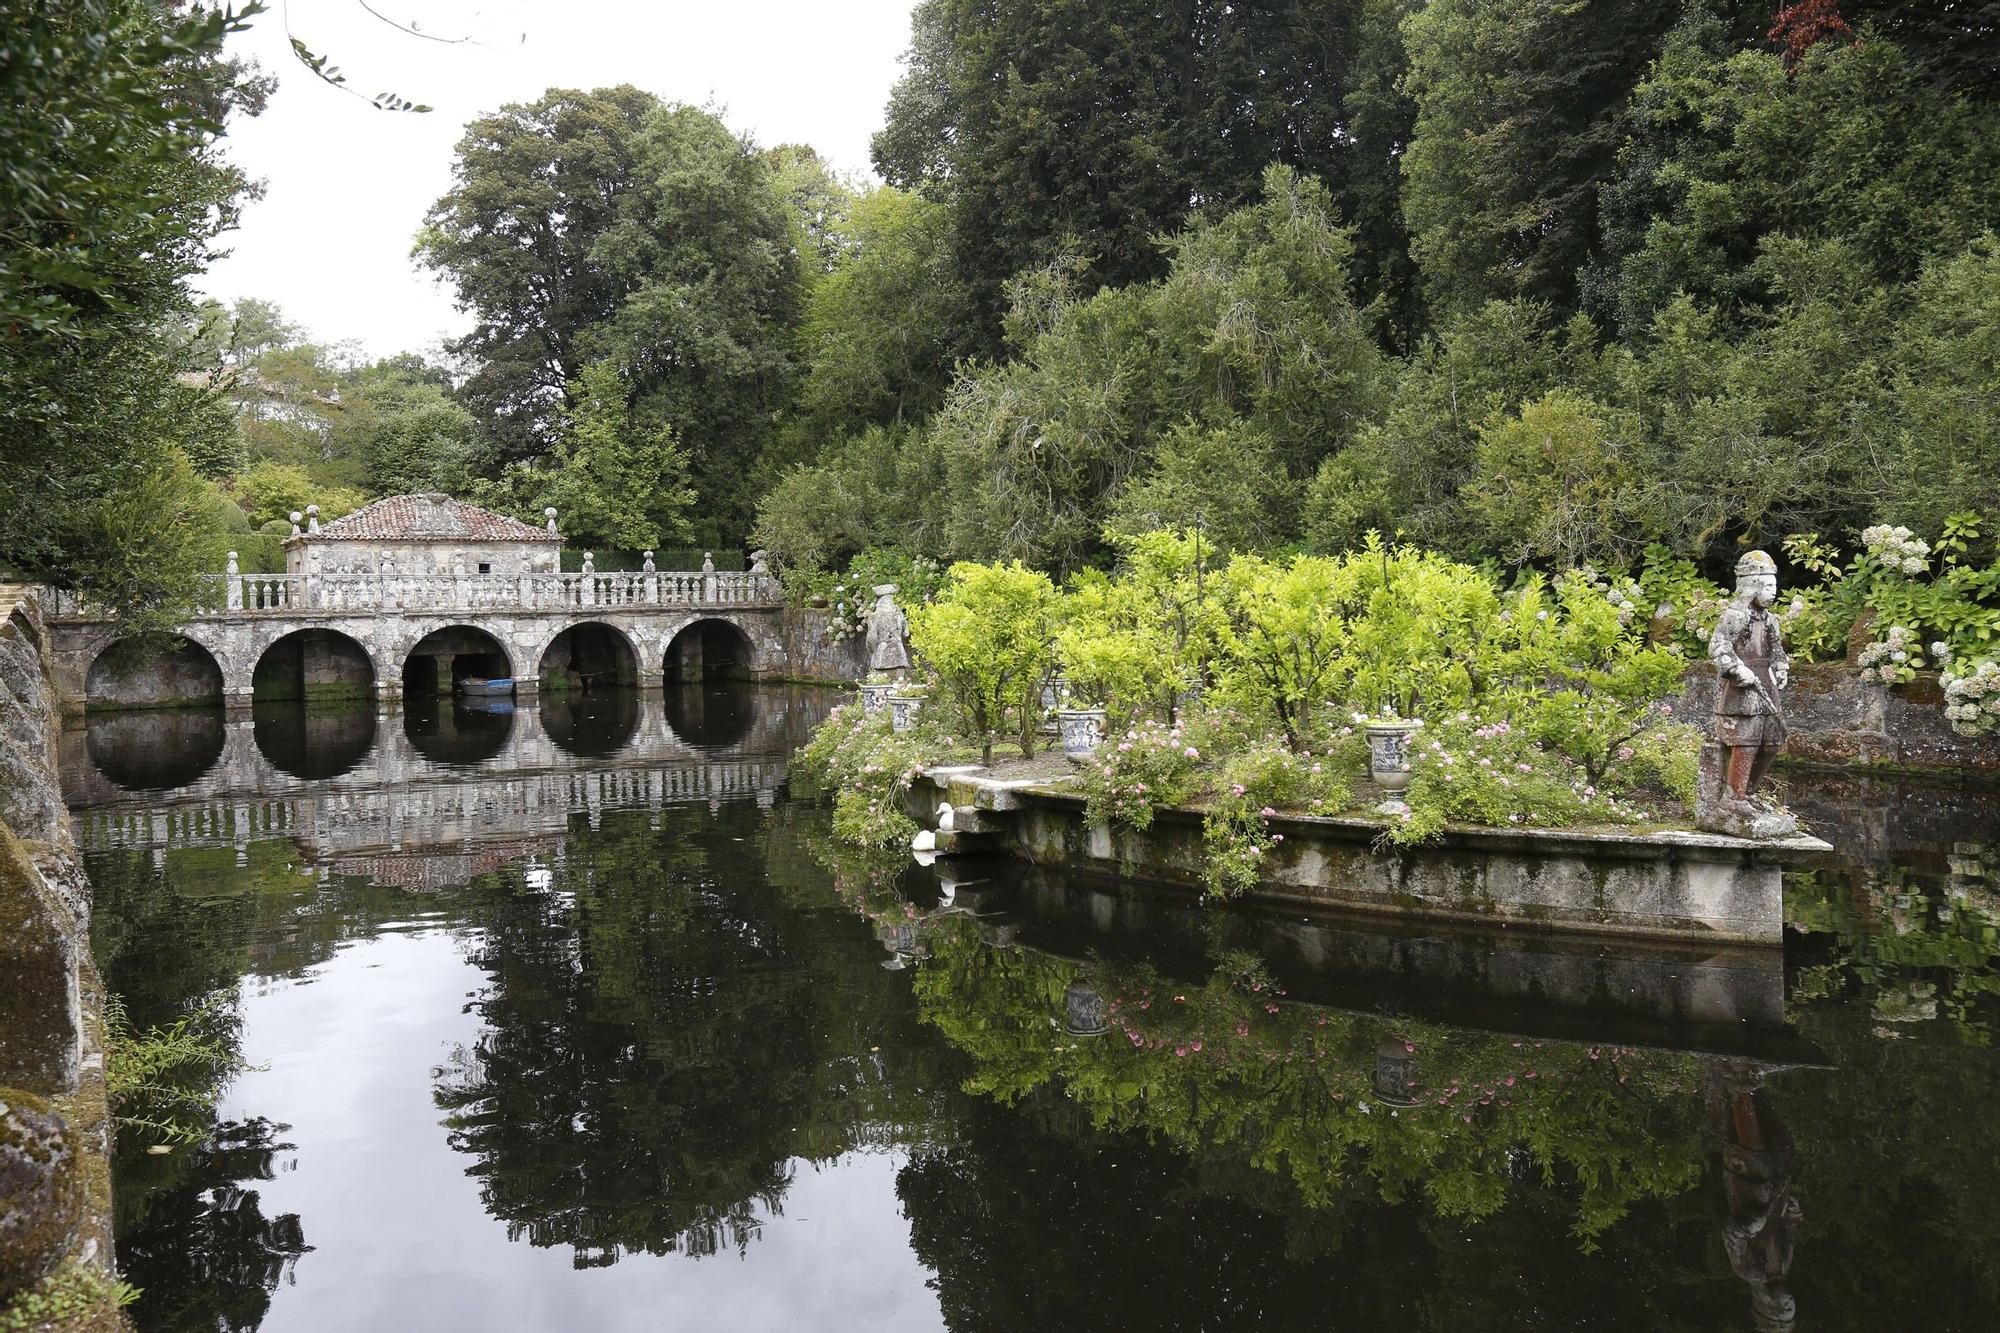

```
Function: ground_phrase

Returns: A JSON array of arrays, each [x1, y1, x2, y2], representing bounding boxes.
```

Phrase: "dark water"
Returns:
[[64, 687, 2000, 1332]]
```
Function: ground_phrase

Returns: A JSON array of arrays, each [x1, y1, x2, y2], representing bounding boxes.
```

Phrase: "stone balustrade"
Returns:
[[48, 569, 783, 622]]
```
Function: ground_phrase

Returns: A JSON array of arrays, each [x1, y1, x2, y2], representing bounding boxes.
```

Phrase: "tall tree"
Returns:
[[1399, 0, 1679, 321], [415, 86, 661, 466], [873, 0, 1371, 351], [419, 93, 800, 545], [0, 0, 265, 627]]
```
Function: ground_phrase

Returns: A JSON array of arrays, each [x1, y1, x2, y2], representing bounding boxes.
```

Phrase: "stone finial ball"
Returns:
[[544, 507, 558, 518], [289, 511, 303, 524]]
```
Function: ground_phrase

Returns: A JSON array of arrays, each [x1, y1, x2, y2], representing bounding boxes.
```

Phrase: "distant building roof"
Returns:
[[304, 493, 561, 544]]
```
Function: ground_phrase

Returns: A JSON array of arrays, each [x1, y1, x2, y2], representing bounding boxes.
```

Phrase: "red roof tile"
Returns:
[[305, 493, 561, 543]]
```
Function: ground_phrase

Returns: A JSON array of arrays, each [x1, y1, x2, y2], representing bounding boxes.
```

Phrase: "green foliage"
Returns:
[[909, 561, 1060, 762], [1075, 718, 1202, 834], [1200, 740, 1353, 897], [1401, 0, 1676, 318], [1056, 529, 1226, 717], [1592, 19, 2000, 336], [874, 0, 1398, 350], [1469, 391, 1638, 570], [104, 989, 250, 1147], [794, 702, 945, 847], [0, 1260, 139, 1332], [535, 360, 695, 554], [418, 91, 799, 543], [62, 450, 235, 638], [0, 0, 264, 622], [227, 459, 363, 529]]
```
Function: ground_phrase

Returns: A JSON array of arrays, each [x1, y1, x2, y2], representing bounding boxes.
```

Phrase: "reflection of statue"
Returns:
[[1705, 1062, 1801, 1333], [865, 584, 912, 675], [1700, 551, 1797, 838]]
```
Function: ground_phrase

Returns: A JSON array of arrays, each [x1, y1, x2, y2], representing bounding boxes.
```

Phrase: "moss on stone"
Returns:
[[0, 1090, 82, 1307], [0, 1257, 135, 1333]]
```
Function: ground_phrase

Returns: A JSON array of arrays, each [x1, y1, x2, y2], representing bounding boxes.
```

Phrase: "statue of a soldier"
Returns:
[[1699, 550, 1798, 838], [865, 583, 912, 677]]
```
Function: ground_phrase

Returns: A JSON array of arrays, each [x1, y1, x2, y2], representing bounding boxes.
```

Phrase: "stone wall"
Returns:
[[774, 608, 867, 684], [81, 637, 223, 711], [909, 770, 1821, 945], [0, 589, 116, 1316], [1676, 661, 2000, 775]]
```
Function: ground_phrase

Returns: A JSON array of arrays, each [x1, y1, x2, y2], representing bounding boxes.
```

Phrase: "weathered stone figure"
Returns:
[[1700, 550, 1798, 837], [865, 584, 912, 675]]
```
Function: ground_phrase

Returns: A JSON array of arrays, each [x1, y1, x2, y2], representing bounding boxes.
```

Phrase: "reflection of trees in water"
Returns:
[[114, 1118, 311, 1333], [904, 913, 1709, 1243], [429, 802, 959, 1266], [1787, 853, 2000, 1039]]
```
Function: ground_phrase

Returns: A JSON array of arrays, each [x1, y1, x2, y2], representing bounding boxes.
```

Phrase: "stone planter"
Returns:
[[1057, 707, 1107, 758], [859, 682, 895, 716], [1364, 721, 1421, 791], [888, 693, 924, 733]]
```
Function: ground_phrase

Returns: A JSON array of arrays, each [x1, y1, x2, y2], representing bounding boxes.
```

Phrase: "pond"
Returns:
[[65, 685, 2000, 1332]]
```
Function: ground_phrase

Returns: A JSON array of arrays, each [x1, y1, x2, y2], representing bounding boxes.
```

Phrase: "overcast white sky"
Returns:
[[199, 1, 918, 360]]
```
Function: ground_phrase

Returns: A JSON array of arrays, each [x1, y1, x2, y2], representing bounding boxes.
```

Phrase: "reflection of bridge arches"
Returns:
[[664, 619, 756, 683], [252, 701, 377, 780], [252, 628, 374, 703], [663, 681, 754, 749], [541, 690, 641, 759], [404, 696, 515, 766], [403, 625, 512, 697], [86, 636, 223, 711], [537, 622, 639, 692], [85, 709, 226, 790]]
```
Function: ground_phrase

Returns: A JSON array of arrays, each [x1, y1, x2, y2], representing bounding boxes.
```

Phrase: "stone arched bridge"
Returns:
[[44, 566, 844, 712]]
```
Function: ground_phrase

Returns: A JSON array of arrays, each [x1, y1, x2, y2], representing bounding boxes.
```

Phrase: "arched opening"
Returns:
[[403, 695, 515, 766], [85, 636, 223, 711], [402, 626, 513, 698], [663, 619, 755, 684], [537, 623, 639, 693], [253, 703, 377, 780], [251, 628, 375, 703], [541, 689, 641, 758], [84, 710, 225, 791]]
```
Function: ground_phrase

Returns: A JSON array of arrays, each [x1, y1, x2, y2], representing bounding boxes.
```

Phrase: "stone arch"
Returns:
[[251, 627, 375, 703], [84, 634, 224, 711], [662, 617, 758, 684], [535, 621, 640, 693], [400, 624, 514, 698]]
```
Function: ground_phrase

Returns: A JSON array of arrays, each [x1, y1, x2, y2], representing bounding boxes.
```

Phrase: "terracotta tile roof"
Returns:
[[306, 493, 561, 543]]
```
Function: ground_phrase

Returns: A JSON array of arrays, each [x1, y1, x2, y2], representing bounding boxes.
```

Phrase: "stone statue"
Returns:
[[865, 583, 912, 675], [1699, 550, 1797, 838]]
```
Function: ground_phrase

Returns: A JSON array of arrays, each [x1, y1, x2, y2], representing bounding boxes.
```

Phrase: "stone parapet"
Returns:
[[907, 768, 1828, 946]]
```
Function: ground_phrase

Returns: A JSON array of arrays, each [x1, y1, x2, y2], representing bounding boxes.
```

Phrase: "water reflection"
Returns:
[[402, 694, 515, 766], [538, 687, 641, 758], [64, 693, 2000, 1332], [83, 707, 225, 791], [662, 680, 754, 748], [251, 701, 375, 781]]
